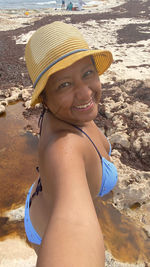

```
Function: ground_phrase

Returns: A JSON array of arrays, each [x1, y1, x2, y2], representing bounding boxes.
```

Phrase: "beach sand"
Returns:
[[0, 0, 150, 265]]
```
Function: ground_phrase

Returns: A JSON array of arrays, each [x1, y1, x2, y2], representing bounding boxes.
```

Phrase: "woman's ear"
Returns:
[[40, 87, 51, 111], [40, 90, 46, 106], [38, 94, 44, 104]]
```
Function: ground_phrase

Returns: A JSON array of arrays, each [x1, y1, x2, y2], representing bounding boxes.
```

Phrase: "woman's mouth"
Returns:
[[74, 99, 94, 111]]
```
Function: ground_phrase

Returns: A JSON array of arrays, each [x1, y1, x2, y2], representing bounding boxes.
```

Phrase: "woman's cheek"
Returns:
[[95, 84, 102, 103]]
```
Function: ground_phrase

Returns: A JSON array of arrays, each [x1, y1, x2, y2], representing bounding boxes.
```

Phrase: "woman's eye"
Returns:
[[58, 82, 71, 90], [83, 70, 94, 78]]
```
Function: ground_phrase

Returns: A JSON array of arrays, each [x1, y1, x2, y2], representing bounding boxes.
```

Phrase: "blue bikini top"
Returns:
[[38, 109, 118, 197], [72, 125, 118, 197]]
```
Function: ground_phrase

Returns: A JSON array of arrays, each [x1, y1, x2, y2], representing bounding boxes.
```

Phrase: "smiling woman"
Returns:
[[43, 57, 101, 124], [24, 21, 118, 267]]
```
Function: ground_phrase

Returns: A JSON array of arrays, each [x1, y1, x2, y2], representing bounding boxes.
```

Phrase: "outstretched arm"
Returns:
[[36, 137, 105, 267]]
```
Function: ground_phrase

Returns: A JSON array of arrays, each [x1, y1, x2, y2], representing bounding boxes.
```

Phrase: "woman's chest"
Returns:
[[84, 144, 103, 198]]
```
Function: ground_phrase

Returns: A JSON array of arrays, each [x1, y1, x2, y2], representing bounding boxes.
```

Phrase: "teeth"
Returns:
[[76, 101, 92, 109]]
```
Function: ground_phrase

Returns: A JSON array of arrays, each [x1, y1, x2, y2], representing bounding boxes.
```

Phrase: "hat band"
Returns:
[[33, 49, 88, 88]]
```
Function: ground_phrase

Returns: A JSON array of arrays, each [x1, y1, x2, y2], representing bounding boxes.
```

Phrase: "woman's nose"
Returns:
[[75, 80, 92, 100]]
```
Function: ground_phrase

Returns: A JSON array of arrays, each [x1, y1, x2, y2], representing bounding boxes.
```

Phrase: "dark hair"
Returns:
[[91, 56, 97, 70]]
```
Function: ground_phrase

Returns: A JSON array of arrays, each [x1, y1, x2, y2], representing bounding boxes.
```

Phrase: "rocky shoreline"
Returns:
[[0, 0, 150, 266]]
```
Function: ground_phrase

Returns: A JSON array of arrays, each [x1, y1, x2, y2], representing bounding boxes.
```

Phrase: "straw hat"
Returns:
[[25, 21, 113, 106]]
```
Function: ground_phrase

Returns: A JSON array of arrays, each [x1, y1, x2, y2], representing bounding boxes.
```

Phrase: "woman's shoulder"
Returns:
[[39, 125, 86, 164], [39, 127, 88, 196], [50, 128, 84, 153]]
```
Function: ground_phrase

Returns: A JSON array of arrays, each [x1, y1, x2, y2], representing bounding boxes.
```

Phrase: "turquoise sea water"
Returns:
[[0, 0, 94, 9]]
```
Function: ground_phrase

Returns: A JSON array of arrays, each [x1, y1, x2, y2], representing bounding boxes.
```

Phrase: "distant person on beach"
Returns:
[[78, 0, 85, 10], [66, 1, 73, 10], [61, 0, 65, 9], [24, 21, 118, 266]]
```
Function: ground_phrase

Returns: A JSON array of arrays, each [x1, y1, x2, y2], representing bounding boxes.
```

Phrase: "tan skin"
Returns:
[[29, 56, 111, 266]]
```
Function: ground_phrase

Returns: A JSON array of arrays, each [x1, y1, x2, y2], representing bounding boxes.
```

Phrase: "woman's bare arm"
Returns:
[[37, 136, 105, 267]]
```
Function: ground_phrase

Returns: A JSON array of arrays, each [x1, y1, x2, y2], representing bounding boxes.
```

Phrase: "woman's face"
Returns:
[[44, 56, 102, 126]]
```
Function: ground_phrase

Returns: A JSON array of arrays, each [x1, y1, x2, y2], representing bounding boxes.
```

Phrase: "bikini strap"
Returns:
[[29, 178, 42, 208], [108, 140, 111, 156], [38, 107, 47, 136], [71, 124, 102, 159]]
